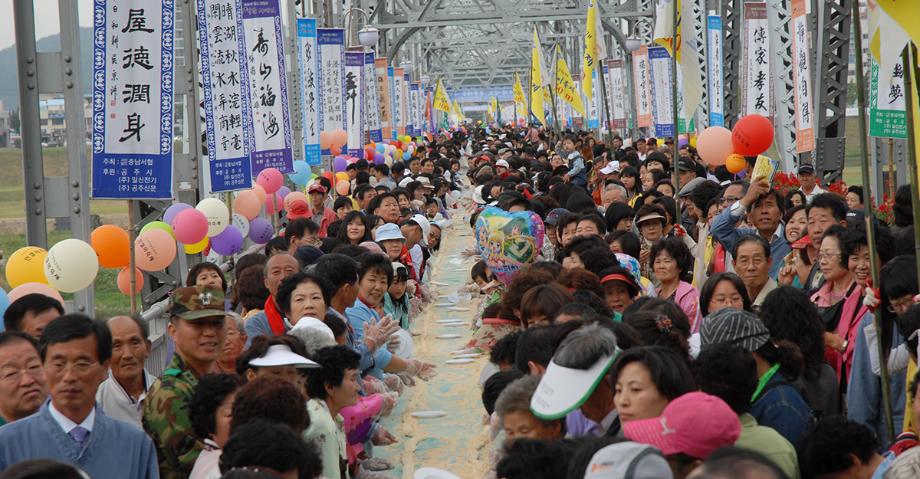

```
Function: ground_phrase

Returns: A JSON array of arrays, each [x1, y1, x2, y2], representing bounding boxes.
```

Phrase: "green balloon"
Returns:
[[140, 221, 175, 239]]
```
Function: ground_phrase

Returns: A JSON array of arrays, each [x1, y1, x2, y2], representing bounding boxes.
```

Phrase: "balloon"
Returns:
[[726, 154, 747, 174], [475, 207, 545, 284], [364, 148, 375, 161], [332, 129, 348, 147], [140, 221, 175, 239], [5, 247, 48, 287], [321, 171, 335, 184], [335, 180, 350, 196], [319, 131, 333, 149], [256, 167, 283, 194], [376, 143, 385, 153], [43, 239, 100, 293], [330, 145, 342, 156], [210, 225, 244, 256], [251, 185, 267, 204], [373, 153, 384, 165], [196, 197, 230, 237], [289, 160, 312, 185], [265, 192, 284, 215], [117, 267, 144, 295], [249, 218, 274, 244], [293, 160, 310, 175], [383, 154, 393, 166], [90, 225, 131, 269], [677, 135, 689, 148], [231, 213, 251, 238], [171, 208, 209, 244], [8, 282, 64, 304], [284, 191, 309, 212], [335, 172, 348, 182], [184, 236, 209, 254], [233, 190, 261, 220], [333, 155, 347, 172], [0, 288, 8, 320], [135, 229, 178, 271], [696, 126, 733, 166], [732, 114, 774, 156], [163, 203, 192, 226], [402, 151, 411, 161]]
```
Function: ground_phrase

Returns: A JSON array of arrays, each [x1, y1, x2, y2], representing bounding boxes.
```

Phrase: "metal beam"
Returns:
[[813, 0, 851, 181], [376, 9, 652, 29]]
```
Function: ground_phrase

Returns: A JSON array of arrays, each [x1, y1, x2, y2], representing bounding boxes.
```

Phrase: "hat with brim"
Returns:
[[636, 213, 666, 225], [677, 177, 705, 198], [374, 223, 406, 242], [599, 162, 620, 175], [530, 352, 618, 420], [249, 344, 319, 369], [171, 286, 227, 321], [584, 442, 673, 479], [411, 214, 431, 247], [600, 273, 640, 298]]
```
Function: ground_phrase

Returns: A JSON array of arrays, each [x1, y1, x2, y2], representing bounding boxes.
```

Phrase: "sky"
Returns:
[[0, 0, 94, 51]]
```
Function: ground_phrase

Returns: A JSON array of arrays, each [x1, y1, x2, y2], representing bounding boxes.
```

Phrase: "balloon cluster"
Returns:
[[319, 129, 348, 156], [695, 114, 775, 174]]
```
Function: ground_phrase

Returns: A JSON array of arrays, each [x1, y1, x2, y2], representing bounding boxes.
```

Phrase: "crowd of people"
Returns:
[[0, 125, 918, 479]]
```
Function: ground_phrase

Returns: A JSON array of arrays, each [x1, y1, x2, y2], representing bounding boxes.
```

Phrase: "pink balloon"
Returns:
[[284, 191, 309, 211], [265, 192, 284, 215], [134, 229, 178, 272], [171, 208, 209, 244], [256, 168, 284, 194], [117, 267, 144, 295], [696, 126, 734, 167], [8, 282, 64, 304]]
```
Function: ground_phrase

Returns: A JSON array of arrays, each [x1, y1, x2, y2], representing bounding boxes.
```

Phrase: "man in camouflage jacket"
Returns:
[[143, 286, 228, 479]]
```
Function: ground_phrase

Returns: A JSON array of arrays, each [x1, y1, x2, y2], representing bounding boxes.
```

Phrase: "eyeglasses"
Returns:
[[721, 196, 741, 205], [46, 359, 98, 375]]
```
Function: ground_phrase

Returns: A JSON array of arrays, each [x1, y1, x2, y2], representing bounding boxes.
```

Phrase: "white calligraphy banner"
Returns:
[[344, 50, 364, 157], [198, 0, 252, 192], [409, 82, 421, 136], [92, 0, 175, 198], [648, 46, 674, 138], [791, 0, 815, 152], [393, 68, 405, 136], [742, 2, 772, 119], [317, 28, 345, 154], [632, 46, 653, 128], [242, 0, 292, 175], [375, 59, 391, 138], [707, 15, 724, 127], [605, 60, 627, 129], [364, 52, 382, 143], [296, 18, 321, 165]]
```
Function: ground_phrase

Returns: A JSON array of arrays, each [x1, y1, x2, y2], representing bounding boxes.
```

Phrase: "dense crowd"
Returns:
[[0, 125, 918, 479]]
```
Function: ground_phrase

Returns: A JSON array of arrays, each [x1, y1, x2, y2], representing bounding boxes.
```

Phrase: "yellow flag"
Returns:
[[531, 27, 548, 126], [878, 0, 920, 52], [653, 0, 677, 55], [453, 100, 464, 121], [582, 0, 600, 100], [652, 0, 703, 120], [513, 73, 527, 109], [433, 79, 451, 112], [555, 46, 586, 116]]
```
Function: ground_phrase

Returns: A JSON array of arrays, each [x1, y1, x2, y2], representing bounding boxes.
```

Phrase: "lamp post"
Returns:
[[343, 7, 378, 49]]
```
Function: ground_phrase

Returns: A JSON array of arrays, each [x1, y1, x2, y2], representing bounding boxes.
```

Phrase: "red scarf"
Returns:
[[264, 296, 286, 335]]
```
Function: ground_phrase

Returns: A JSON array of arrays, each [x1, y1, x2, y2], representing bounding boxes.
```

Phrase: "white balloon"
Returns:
[[231, 213, 250, 238], [43, 239, 99, 293], [196, 197, 230, 237]]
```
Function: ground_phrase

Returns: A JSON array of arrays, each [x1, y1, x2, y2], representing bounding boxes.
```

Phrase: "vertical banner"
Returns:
[[344, 50, 364, 157], [707, 15, 724, 127], [647, 46, 674, 138], [409, 82, 421, 137], [632, 46, 653, 129], [92, 0, 175, 199], [790, 0, 815, 152], [742, 2, 772, 118], [393, 68, 406, 136], [364, 52, 382, 143], [296, 18, 321, 166], [869, 59, 908, 138], [198, 0, 251, 193], [388, 67, 398, 138], [593, 70, 605, 130], [242, 0, 293, 175], [402, 72, 412, 135], [317, 28, 345, 154], [425, 87, 434, 134], [586, 72, 600, 129], [375, 58, 391, 139], [605, 60, 627, 129]]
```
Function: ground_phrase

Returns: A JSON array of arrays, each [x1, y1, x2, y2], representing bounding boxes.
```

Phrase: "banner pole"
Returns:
[[127, 200, 138, 315], [670, 0, 681, 227]]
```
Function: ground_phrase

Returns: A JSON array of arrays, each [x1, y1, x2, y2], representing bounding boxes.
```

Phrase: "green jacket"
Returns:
[[142, 355, 203, 479]]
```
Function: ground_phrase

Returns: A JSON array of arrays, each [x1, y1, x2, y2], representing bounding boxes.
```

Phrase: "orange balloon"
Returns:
[[335, 172, 349, 182], [251, 185, 267, 205], [117, 267, 144, 295], [234, 190, 261, 220], [726, 154, 747, 174], [319, 131, 333, 149], [332, 129, 348, 147], [90, 224, 131, 268], [335, 180, 350, 196], [330, 145, 342, 156]]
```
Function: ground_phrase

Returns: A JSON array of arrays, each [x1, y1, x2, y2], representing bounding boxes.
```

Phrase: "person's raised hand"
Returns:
[[740, 176, 771, 208]]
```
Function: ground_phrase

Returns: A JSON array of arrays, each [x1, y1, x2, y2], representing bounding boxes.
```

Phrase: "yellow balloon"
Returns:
[[6, 246, 49, 287], [335, 172, 348, 182], [689, 134, 698, 149], [184, 237, 209, 254]]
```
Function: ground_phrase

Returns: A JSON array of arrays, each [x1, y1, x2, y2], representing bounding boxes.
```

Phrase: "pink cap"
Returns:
[[623, 392, 741, 459]]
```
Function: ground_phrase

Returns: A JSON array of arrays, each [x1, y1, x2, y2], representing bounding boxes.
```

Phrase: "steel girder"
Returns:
[[812, 0, 851, 182], [721, 0, 742, 129], [766, 0, 798, 171]]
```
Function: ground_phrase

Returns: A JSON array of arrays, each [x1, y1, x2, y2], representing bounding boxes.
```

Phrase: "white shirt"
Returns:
[[48, 401, 95, 434], [596, 408, 620, 437], [96, 369, 156, 429], [803, 184, 826, 203]]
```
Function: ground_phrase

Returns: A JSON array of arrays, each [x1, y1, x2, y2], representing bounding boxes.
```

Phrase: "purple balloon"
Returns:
[[678, 136, 689, 148], [277, 186, 291, 200], [210, 225, 244, 255], [333, 156, 348, 172], [163, 203, 192, 226], [373, 153, 385, 165], [249, 218, 274, 244]]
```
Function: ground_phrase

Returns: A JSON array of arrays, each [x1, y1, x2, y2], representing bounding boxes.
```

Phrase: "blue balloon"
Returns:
[[0, 289, 8, 332], [288, 171, 311, 186], [402, 151, 411, 161], [292, 160, 310, 175], [375, 144, 385, 153]]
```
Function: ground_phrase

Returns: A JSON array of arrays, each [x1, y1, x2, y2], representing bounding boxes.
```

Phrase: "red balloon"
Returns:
[[330, 145, 342, 156], [731, 114, 774, 156]]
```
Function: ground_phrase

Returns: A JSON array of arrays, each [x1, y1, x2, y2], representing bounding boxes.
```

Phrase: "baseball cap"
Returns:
[[583, 441, 673, 479], [699, 308, 770, 353], [391, 261, 409, 278], [623, 392, 741, 459], [600, 272, 639, 298], [287, 199, 311, 220], [676, 157, 696, 172], [411, 214, 431, 247], [170, 286, 226, 321], [797, 163, 815, 175], [496, 159, 510, 168], [677, 177, 705, 198], [308, 183, 327, 194], [374, 223, 406, 242], [398, 177, 415, 188], [545, 208, 570, 226], [599, 161, 621, 175], [248, 344, 319, 369], [531, 351, 619, 420]]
